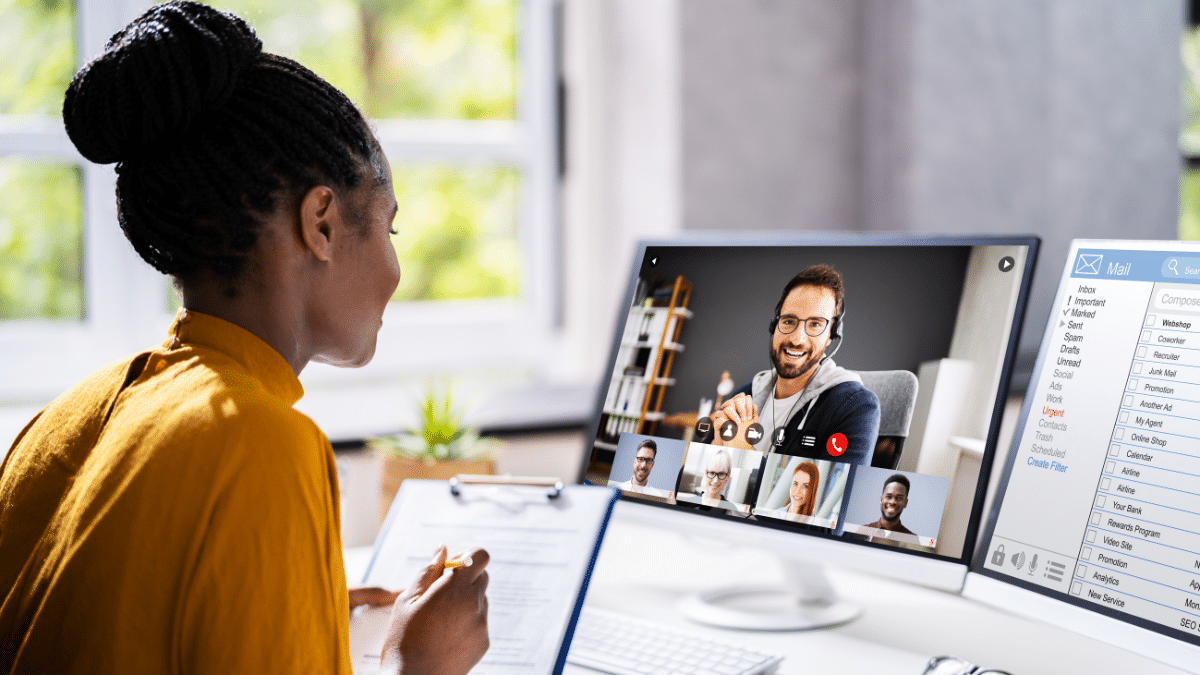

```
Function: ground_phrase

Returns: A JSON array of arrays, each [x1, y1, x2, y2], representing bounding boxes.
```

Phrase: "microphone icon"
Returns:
[[1028, 554, 1039, 575]]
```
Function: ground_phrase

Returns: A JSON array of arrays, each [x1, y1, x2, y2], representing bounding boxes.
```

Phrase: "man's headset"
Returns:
[[768, 306, 846, 363]]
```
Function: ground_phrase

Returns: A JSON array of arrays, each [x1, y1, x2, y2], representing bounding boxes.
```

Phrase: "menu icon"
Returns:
[[1046, 560, 1066, 583]]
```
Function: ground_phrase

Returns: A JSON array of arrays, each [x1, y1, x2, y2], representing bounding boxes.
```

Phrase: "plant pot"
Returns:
[[377, 452, 497, 524]]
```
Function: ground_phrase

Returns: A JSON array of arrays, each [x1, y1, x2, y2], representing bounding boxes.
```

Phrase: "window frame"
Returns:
[[0, 0, 563, 420]]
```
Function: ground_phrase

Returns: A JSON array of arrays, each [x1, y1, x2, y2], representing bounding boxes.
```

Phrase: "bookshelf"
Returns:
[[593, 275, 693, 460]]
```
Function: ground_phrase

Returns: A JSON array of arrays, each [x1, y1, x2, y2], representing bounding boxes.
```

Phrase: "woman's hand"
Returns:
[[382, 545, 490, 675], [349, 586, 403, 613]]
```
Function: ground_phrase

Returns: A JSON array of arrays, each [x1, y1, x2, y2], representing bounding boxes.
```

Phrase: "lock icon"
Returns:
[[991, 545, 1006, 566]]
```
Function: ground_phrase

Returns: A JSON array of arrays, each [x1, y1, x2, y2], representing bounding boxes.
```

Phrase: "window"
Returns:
[[0, 0, 560, 439], [1182, 5, 1200, 240]]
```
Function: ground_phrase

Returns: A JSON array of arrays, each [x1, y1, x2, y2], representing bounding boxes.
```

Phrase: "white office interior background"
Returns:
[[0, 0, 1189, 543]]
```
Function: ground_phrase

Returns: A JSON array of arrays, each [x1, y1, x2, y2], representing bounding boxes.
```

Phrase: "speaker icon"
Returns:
[[1011, 551, 1026, 570]]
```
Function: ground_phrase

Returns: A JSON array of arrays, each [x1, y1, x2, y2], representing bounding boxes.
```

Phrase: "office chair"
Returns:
[[855, 370, 919, 470]]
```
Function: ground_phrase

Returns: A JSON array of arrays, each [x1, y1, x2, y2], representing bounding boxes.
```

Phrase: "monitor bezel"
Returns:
[[967, 238, 1200, 663], [577, 232, 1041, 575]]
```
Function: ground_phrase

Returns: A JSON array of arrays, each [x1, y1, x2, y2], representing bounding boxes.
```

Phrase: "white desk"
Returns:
[[347, 520, 1188, 675]]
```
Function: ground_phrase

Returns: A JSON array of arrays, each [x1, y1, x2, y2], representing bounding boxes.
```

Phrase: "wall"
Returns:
[[681, 0, 864, 232], [676, 0, 1183, 388]]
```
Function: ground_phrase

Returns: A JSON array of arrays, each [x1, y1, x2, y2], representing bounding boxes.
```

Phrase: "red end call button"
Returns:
[[827, 433, 848, 457]]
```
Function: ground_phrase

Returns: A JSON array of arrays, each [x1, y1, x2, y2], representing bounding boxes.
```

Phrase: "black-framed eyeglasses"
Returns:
[[705, 471, 729, 480], [775, 315, 831, 337], [923, 655, 1012, 675], [634, 456, 655, 464]]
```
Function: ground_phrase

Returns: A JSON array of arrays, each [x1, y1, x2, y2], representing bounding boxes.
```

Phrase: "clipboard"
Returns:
[[349, 476, 620, 675]]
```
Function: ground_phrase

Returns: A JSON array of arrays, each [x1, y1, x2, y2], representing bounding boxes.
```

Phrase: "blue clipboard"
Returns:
[[352, 476, 620, 675]]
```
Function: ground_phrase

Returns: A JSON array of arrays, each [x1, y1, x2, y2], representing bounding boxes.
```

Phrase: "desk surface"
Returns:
[[347, 520, 1188, 675]]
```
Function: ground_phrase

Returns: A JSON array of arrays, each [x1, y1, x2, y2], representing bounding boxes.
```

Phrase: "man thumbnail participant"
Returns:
[[709, 265, 880, 466], [864, 474, 914, 536], [610, 439, 672, 498]]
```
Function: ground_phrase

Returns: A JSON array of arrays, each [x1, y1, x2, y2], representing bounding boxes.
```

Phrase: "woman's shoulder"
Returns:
[[115, 347, 328, 464]]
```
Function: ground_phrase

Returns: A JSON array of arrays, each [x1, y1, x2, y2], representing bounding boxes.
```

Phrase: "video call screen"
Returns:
[[978, 242, 1200, 647], [583, 240, 1035, 562]]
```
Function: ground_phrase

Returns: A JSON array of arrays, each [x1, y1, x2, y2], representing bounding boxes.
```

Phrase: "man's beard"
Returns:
[[770, 342, 824, 380]]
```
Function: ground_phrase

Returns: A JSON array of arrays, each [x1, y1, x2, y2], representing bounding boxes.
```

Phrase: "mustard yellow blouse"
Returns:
[[0, 310, 351, 674]]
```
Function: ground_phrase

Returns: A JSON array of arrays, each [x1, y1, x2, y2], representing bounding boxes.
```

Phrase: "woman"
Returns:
[[771, 461, 819, 519], [0, 3, 487, 673], [676, 448, 745, 513]]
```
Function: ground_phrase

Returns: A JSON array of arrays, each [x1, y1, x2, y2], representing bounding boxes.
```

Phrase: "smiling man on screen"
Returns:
[[610, 439, 671, 498], [707, 265, 880, 467]]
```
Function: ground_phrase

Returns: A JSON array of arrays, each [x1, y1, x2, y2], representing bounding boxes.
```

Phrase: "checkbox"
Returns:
[[1145, 314, 1157, 327], [1090, 511, 1101, 525], [1071, 581, 1083, 596], [1095, 495, 1107, 508], [1082, 547, 1092, 560], [1086, 529, 1097, 543], [1119, 411, 1129, 423], [1114, 428, 1125, 440], [1133, 363, 1143, 375], [1142, 330, 1152, 342], [1124, 395, 1134, 407], [1105, 461, 1116, 474], [1127, 378, 1139, 391], [1101, 477, 1112, 490], [1137, 346, 1147, 358], [1110, 444, 1121, 457], [1076, 564, 1088, 578]]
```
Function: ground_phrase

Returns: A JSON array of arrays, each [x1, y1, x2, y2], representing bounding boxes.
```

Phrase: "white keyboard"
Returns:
[[566, 608, 784, 675]]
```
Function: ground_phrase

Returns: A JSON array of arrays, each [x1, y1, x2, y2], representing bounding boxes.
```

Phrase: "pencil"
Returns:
[[444, 555, 472, 569]]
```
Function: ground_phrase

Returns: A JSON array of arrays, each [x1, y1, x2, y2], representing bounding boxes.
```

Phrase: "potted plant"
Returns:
[[369, 383, 498, 522]]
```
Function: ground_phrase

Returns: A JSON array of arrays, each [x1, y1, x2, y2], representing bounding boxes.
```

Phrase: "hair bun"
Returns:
[[63, 1, 262, 164]]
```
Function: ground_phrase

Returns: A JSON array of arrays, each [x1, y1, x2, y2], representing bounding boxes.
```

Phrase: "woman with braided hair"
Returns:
[[0, 3, 488, 673]]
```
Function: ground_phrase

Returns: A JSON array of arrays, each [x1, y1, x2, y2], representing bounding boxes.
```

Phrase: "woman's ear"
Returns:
[[297, 185, 338, 262]]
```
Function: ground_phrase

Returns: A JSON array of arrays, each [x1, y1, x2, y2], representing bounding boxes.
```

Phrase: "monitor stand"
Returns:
[[676, 558, 860, 631]]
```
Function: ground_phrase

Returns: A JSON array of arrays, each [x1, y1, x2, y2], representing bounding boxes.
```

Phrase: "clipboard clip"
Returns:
[[449, 474, 565, 499]]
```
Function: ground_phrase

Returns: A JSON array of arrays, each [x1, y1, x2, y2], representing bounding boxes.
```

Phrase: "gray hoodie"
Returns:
[[747, 358, 863, 424], [737, 358, 879, 465]]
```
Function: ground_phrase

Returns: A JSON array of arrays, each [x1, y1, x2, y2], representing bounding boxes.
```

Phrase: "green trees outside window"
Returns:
[[0, 0, 81, 321], [1182, 26, 1200, 241], [0, 159, 82, 321], [223, 0, 516, 120], [208, 0, 525, 304], [0, 0, 75, 116], [2, 0, 523, 324], [391, 166, 520, 303]]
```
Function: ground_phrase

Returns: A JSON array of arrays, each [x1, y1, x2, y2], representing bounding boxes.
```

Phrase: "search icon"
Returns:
[[1160, 257, 1200, 278]]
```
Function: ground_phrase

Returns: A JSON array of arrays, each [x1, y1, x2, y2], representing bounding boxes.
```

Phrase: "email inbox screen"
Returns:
[[987, 246, 1200, 642]]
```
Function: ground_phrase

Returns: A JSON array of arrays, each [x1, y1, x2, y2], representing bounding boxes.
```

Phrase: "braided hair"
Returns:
[[62, 1, 381, 286]]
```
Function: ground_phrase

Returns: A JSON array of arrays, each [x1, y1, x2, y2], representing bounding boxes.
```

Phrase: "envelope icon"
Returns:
[[1075, 254, 1103, 275]]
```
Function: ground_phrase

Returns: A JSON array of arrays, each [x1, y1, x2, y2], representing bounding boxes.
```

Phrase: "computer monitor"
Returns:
[[966, 240, 1200, 673], [579, 234, 1039, 628]]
